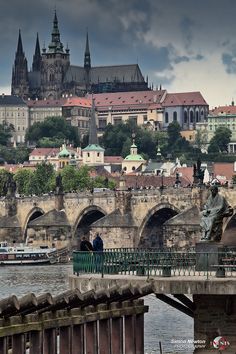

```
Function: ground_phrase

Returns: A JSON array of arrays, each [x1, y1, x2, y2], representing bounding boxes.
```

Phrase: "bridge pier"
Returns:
[[193, 294, 236, 353]]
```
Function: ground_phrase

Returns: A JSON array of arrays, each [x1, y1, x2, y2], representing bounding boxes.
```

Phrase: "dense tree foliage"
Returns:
[[101, 121, 157, 158], [0, 146, 30, 164], [208, 127, 232, 153], [0, 170, 12, 196], [0, 122, 14, 146], [25, 116, 80, 146], [13, 163, 55, 196], [11, 164, 115, 196]]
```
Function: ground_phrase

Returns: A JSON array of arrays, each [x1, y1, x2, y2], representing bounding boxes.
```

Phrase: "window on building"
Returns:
[[87, 153, 90, 157], [128, 116, 138, 125], [97, 153, 100, 157], [143, 115, 147, 121], [99, 119, 107, 129], [190, 111, 194, 123], [114, 117, 122, 125], [165, 112, 169, 123], [173, 111, 177, 121], [184, 111, 188, 123], [196, 111, 199, 122]]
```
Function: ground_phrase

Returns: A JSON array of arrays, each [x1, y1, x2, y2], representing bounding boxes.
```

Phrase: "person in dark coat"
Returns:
[[80, 237, 94, 252], [93, 233, 104, 272], [93, 233, 104, 252]]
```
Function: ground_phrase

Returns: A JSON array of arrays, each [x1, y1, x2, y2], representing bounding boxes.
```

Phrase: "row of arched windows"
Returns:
[[165, 109, 205, 124]]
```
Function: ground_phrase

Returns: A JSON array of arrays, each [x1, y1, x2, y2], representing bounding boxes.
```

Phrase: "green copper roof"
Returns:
[[58, 146, 70, 157], [124, 154, 145, 161], [83, 144, 105, 152], [131, 143, 137, 148]]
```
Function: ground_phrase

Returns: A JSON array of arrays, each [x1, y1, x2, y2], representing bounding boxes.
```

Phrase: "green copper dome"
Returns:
[[124, 154, 144, 161], [58, 146, 70, 158]]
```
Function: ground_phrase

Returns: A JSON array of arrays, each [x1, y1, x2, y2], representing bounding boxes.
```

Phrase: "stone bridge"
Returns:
[[0, 187, 236, 249]]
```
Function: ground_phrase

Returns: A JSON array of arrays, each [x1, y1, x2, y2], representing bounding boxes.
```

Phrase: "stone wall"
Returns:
[[194, 295, 236, 352], [163, 224, 200, 249]]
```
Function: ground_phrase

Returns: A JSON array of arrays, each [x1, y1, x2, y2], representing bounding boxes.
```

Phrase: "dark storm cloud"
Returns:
[[180, 17, 195, 50], [222, 52, 236, 74], [1, 0, 236, 95]]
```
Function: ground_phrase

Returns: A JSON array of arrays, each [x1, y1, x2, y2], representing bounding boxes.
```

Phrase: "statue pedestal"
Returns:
[[195, 241, 224, 272]]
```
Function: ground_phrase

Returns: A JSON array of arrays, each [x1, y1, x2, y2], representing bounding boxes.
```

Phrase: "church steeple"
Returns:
[[89, 97, 98, 145], [48, 10, 64, 53], [16, 30, 23, 55], [11, 29, 29, 98], [84, 31, 91, 69], [32, 33, 42, 72]]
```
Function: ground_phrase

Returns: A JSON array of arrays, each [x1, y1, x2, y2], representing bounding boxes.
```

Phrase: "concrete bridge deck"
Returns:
[[69, 273, 236, 294]]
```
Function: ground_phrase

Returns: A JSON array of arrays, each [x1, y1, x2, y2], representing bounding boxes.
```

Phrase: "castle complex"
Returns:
[[11, 12, 148, 100]]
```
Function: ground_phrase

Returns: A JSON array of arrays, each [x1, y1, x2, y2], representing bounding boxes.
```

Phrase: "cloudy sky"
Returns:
[[1, 0, 236, 108]]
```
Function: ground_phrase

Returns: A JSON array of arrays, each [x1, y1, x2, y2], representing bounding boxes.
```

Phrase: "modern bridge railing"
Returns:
[[73, 248, 236, 279]]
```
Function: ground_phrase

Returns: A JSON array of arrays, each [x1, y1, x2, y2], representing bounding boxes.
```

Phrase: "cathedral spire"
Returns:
[[48, 10, 64, 53], [32, 33, 41, 72], [84, 30, 91, 69], [89, 96, 98, 145], [17, 30, 23, 55], [11, 29, 29, 98]]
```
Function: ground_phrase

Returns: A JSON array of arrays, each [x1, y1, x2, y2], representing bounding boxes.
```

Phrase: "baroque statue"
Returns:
[[200, 186, 233, 242]]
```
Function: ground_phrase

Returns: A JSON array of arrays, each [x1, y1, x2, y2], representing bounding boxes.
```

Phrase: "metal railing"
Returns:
[[73, 248, 236, 279]]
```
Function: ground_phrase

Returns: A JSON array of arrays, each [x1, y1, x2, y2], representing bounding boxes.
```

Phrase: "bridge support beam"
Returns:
[[193, 295, 236, 353]]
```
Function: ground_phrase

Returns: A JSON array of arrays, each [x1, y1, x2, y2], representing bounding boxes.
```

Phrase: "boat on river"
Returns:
[[0, 242, 58, 265]]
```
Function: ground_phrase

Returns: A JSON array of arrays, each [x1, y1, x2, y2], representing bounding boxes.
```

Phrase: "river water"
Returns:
[[0, 264, 194, 354]]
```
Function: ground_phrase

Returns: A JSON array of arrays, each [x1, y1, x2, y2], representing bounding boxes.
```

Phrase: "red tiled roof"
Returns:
[[111, 175, 190, 188], [104, 156, 123, 164], [174, 167, 194, 184], [88, 90, 166, 109], [209, 105, 236, 115], [162, 92, 208, 107], [212, 163, 236, 182], [26, 99, 67, 107], [29, 148, 59, 157], [63, 97, 92, 107]]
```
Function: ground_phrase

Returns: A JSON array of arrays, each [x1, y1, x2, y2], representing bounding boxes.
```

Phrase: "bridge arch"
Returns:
[[138, 203, 179, 248], [73, 205, 107, 243], [22, 207, 45, 243]]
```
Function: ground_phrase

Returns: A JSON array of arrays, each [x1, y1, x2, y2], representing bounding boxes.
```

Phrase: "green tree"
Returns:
[[27, 163, 55, 195], [0, 122, 14, 146], [38, 137, 65, 148], [208, 127, 232, 153], [0, 146, 30, 164], [14, 169, 34, 195], [25, 116, 80, 146], [77, 166, 93, 191], [194, 130, 208, 152], [0, 170, 12, 196], [61, 165, 80, 192], [101, 121, 157, 158]]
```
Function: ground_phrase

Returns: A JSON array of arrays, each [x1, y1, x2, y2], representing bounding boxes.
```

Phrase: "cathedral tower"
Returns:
[[11, 30, 29, 98], [40, 11, 70, 99], [84, 31, 91, 91], [32, 33, 42, 72]]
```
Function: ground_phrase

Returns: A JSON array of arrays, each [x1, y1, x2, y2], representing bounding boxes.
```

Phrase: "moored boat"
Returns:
[[0, 242, 58, 265]]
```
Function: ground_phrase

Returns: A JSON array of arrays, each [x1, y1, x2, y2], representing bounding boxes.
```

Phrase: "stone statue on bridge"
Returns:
[[200, 186, 233, 242], [55, 173, 63, 194]]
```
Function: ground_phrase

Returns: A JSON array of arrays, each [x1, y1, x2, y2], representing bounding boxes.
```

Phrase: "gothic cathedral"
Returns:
[[11, 12, 148, 100]]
